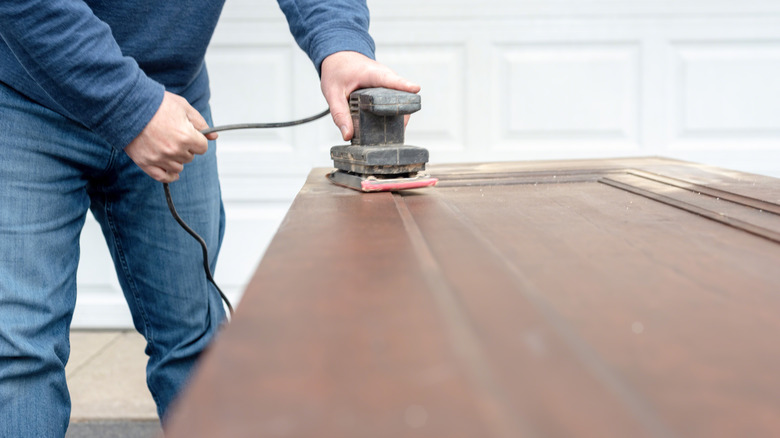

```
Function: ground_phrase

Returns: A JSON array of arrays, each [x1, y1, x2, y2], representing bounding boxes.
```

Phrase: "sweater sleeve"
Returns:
[[0, 0, 164, 150], [276, 0, 376, 75]]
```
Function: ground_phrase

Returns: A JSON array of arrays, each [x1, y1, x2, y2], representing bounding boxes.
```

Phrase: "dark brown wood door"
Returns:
[[165, 157, 780, 438]]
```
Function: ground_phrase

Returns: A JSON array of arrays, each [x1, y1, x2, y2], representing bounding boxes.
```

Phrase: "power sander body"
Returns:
[[327, 88, 437, 192]]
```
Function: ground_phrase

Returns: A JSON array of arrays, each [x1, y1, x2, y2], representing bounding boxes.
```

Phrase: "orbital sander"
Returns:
[[327, 87, 438, 192]]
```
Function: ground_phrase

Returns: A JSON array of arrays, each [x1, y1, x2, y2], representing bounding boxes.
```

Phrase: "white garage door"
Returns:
[[73, 0, 780, 327]]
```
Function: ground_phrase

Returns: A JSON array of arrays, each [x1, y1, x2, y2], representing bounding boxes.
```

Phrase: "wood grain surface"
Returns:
[[164, 157, 780, 438]]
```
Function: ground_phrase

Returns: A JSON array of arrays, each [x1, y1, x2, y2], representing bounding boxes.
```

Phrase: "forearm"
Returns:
[[276, 0, 376, 74], [0, 0, 163, 149]]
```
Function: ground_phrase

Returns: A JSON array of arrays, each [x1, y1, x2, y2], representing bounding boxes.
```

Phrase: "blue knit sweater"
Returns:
[[0, 0, 375, 150]]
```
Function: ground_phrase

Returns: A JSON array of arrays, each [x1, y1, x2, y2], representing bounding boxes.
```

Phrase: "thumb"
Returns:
[[186, 106, 218, 140], [323, 87, 353, 141]]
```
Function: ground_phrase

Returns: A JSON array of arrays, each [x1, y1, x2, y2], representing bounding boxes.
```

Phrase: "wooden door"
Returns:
[[165, 157, 780, 438]]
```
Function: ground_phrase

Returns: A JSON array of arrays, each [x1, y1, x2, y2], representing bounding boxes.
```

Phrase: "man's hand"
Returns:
[[320, 51, 421, 141], [124, 91, 218, 183]]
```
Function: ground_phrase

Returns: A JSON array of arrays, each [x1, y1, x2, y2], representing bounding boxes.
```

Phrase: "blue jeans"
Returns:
[[0, 82, 227, 436]]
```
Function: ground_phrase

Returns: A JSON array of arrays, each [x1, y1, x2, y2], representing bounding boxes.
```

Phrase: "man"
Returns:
[[0, 0, 419, 435]]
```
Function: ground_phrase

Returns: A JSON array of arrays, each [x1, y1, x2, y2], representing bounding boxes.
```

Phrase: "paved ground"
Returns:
[[66, 330, 162, 437], [66, 420, 162, 438]]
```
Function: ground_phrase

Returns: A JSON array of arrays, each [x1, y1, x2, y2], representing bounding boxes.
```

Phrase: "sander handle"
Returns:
[[350, 87, 420, 146]]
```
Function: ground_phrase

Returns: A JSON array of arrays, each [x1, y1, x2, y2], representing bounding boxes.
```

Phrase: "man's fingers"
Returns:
[[183, 109, 210, 155], [140, 157, 184, 183], [161, 171, 179, 183], [367, 69, 421, 94], [188, 132, 209, 156], [186, 105, 209, 131], [187, 105, 219, 141], [166, 161, 185, 175], [144, 165, 178, 183], [160, 171, 180, 184]]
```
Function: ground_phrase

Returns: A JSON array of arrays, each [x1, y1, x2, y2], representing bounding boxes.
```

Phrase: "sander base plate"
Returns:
[[327, 170, 438, 192]]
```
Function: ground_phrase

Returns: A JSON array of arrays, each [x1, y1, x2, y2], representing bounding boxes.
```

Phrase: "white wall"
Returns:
[[73, 0, 780, 327]]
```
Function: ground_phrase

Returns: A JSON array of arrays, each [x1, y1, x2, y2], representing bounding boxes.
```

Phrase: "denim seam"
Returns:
[[104, 202, 154, 338], [101, 188, 161, 408]]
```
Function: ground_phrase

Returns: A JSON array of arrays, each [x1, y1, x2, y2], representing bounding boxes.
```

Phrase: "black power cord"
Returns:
[[163, 108, 330, 316], [163, 183, 234, 314]]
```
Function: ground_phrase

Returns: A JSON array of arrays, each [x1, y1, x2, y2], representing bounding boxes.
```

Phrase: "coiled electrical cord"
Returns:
[[162, 108, 331, 316]]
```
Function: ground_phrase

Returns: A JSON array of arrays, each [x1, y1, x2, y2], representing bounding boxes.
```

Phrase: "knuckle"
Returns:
[[174, 129, 191, 145]]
